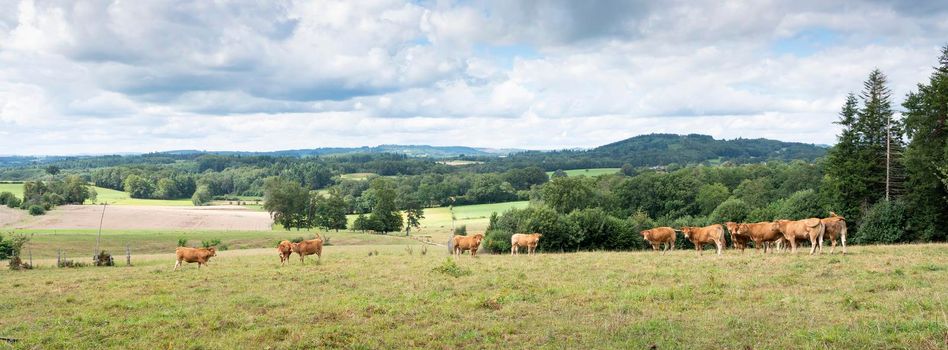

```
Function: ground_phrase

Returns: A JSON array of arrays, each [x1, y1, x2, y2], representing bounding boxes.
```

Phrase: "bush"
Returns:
[[290, 236, 305, 243], [482, 229, 513, 254], [177, 238, 188, 247], [192, 185, 213, 206], [202, 239, 222, 248], [28, 205, 45, 216], [709, 197, 751, 223], [431, 259, 471, 278], [5, 196, 21, 208], [773, 189, 824, 220], [453, 225, 467, 236], [856, 200, 908, 244], [0, 192, 15, 206]]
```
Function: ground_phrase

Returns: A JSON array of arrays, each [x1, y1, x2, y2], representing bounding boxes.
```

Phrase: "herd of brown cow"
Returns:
[[171, 212, 846, 269], [173, 234, 324, 270], [643, 212, 848, 255]]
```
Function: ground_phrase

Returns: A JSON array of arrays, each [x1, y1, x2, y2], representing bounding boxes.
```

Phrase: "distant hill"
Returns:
[[161, 145, 521, 158], [477, 134, 828, 171]]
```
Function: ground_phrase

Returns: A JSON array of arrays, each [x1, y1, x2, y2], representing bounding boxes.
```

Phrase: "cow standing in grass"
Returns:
[[511, 233, 542, 255], [680, 224, 726, 255], [452, 233, 484, 258], [292, 235, 323, 264], [277, 240, 293, 266], [173, 247, 216, 271], [776, 219, 825, 254], [734, 221, 784, 253], [725, 222, 750, 252], [821, 212, 848, 254], [640, 227, 676, 254]]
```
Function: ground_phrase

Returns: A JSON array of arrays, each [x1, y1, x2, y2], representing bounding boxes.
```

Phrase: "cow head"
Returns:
[[680, 227, 694, 239], [472, 233, 485, 245], [207, 247, 217, 257], [639, 229, 651, 237]]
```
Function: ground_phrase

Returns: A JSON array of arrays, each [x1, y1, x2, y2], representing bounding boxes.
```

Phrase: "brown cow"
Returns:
[[291, 235, 323, 264], [277, 240, 293, 266], [173, 247, 216, 271], [511, 233, 542, 255], [775, 218, 825, 254], [725, 222, 750, 252], [734, 221, 784, 253], [821, 212, 848, 254], [680, 224, 725, 255], [452, 233, 485, 258], [640, 227, 676, 254]]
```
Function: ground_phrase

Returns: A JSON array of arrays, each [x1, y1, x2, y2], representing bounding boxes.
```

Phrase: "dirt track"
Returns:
[[11, 205, 273, 231]]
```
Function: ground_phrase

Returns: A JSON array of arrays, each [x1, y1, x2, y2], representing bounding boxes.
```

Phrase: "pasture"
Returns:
[[408, 201, 529, 241], [0, 183, 192, 206], [0, 244, 945, 349], [546, 168, 620, 177]]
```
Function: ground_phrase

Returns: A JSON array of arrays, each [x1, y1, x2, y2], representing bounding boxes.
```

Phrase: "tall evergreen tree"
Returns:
[[824, 70, 904, 227], [901, 45, 948, 241]]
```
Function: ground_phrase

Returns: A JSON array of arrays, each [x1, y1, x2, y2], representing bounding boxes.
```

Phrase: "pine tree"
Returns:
[[824, 70, 905, 227], [901, 45, 948, 241]]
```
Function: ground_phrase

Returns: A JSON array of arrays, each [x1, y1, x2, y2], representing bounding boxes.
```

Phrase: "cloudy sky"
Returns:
[[1, 0, 947, 155]]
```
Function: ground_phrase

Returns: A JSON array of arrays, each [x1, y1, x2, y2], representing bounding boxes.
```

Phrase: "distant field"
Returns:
[[1, 244, 944, 348], [9, 205, 271, 231], [546, 168, 620, 177], [0, 182, 22, 195], [0, 182, 193, 206], [92, 186, 193, 206], [338, 172, 377, 180], [437, 160, 484, 166]]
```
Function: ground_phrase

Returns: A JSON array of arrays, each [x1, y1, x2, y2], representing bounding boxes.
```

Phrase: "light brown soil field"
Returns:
[[0, 206, 25, 228], [11, 205, 273, 231]]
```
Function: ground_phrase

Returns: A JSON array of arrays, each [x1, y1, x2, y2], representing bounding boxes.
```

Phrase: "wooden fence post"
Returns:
[[126, 243, 131, 266]]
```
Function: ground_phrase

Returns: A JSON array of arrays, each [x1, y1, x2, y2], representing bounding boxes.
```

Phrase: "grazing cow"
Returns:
[[680, 224, 726, 255], [725, 222, 750, 252], [775, 219, 825, 254], [173, 247, 216, 271], [277, 240, 293, 266], [292, 235, 323, 264], [821, 212, 848, 254], [452, 233, 485, 258], [511, 233, 542, 255], [640, 227, 676, 254], [734, 221, 783, 253]]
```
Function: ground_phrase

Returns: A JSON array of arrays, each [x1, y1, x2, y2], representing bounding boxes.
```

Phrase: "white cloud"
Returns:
[[0, 0, 946, 155]]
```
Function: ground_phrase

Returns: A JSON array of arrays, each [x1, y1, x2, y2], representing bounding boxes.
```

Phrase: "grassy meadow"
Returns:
[[546, 168, 620, 177], [1, 244, 945, 349], [0, 182, 193, 206]]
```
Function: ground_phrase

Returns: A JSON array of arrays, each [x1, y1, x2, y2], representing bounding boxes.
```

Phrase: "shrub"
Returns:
[[95, 251, 114, 266], [773, 189, 824, 220], [431, 259, 471, 278], [5, 196, 21, 208], [290, 236, 305, 243], [0, 192, 15, 206], [28, 205, 45, 216], [177, 238, 188, 247], [201, 239, 222, 248], [856, 200, 908, 244], [482, 229, 513, 253], [453, 225, 467, 236], [192, 185, 213, 206], [709, 197, 751, 223]]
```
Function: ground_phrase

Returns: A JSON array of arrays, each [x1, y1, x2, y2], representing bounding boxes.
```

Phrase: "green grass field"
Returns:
[[338, 173, 377, 181], [344, 201, 529, 242], [546, 168, 620, 177], [8, 228, 411, 260], [0, 183, 193, 206], [1, 244, 945, 348]]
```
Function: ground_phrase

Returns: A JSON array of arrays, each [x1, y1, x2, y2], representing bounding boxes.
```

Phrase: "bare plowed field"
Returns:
[[12, 205, 272, 231]]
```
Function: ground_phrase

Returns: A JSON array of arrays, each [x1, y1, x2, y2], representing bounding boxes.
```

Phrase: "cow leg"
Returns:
[[809, 234, 818, 255], [173, 259, 181, 271], [840, 226, 847, 254], [511, 245, 515, 255], [829, 237, 837, 254], [651, 242, 659, 252], [788, 237, 797, 253]]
